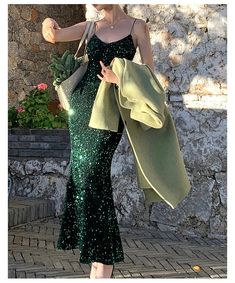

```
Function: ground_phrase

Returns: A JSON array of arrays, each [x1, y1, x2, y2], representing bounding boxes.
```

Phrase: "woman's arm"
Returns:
[[135, 19, 155, 72], [42, 18, 87, 43]]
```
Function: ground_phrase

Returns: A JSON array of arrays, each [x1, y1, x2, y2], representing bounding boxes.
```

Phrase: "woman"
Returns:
[[42, 4, 154, 279]]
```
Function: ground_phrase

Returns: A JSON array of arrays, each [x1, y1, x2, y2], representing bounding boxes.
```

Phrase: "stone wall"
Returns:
[[111, 99, 227, 240], [85, 4, 227, 239], [8, 4, 86, 107], [8, 129, 70, 215], [124, 4, 227, 240]]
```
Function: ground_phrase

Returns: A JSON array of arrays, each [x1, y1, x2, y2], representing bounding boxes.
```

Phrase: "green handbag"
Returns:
[[48, 21, 95, 111]]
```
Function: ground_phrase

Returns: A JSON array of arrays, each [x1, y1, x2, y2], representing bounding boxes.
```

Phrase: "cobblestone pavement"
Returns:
[[8, 217, 227, 278]]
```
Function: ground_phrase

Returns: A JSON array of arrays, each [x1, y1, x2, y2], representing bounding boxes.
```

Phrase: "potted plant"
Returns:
[[8, 83, 68, 129]]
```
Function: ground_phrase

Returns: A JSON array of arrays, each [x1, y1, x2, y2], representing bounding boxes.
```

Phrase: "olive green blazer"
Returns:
[[88, 57, 191, 209]]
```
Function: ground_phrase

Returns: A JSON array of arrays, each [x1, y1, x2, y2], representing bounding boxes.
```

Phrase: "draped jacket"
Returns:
[[88, 57, 191, 209]]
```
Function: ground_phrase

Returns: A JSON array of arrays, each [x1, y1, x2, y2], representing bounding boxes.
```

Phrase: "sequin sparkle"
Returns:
[[56, 21, 137, 265]]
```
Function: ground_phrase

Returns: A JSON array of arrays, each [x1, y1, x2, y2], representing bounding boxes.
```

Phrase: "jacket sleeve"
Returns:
[[111, 57, 167, 131]]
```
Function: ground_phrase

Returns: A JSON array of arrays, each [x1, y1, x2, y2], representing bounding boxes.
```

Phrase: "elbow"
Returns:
[[144, 62, 155, 73], [149, 64, 155, 73]]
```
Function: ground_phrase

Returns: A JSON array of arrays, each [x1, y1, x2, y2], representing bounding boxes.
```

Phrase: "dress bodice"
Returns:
[[86, 33, 136, 67], [73, 19, 138, 91], [84, 20, 137, 80]]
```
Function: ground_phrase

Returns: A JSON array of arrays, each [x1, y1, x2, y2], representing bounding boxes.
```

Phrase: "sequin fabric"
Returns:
[[56, 21, 137, 265]]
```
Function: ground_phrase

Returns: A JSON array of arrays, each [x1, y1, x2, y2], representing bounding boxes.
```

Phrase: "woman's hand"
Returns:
[[97, 61, 120, 85], [42, 17, 61, 44]]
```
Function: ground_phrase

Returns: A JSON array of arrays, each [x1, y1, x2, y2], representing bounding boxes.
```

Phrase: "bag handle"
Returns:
[[83, 21, 95, 56], [74, 21, 94, 59]]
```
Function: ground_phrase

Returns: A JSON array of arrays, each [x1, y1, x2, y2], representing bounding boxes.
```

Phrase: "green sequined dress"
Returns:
[[57, 19, 137, 265]]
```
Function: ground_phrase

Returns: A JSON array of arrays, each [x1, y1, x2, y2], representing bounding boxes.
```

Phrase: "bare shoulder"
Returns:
[[134, 18, 147, 25], [130, 18, 149, 44], [133, 18, 148, 32]]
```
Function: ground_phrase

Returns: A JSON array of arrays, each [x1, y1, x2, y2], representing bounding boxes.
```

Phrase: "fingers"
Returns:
[[42, 27, 55, 43], [51, 19, 60, 29], [98, 61, 112, 82], [42, 24, 56, 43], [42, 18, 59, 43], [97, 74, 104, 81], [99, 60, 111, 71], [99, 61, 107, 78], [42, 18, 55, 28], [53, 21, 61, 30], [99, 60, 105, 69], [100, 68, 106, 76]]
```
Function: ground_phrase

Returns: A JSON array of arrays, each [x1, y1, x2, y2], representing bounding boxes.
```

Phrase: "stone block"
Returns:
[[39, 203, 44, 218], [30, 205, 36, 220], [19, 150, 44, 157], [18, 135, 36, 142], [9, 142, 30, 149], [13, 208, 18, 226], [215, 172, 227, 207], [25, 160, 42, 175], [8, 210, 14, 227], [8, 135, 18, 142], [8, 149, 19, 157]]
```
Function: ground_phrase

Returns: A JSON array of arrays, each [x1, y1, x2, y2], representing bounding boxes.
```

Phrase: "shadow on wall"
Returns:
[[127, 4, 227, 100], [117, 4, 227, 238]]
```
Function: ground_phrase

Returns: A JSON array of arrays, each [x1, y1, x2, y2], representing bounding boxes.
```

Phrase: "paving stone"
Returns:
[[8, 268, 16, 278], [8, 198, 227, 279], [9, 197, 55, 228], [30, 238, 38, 247], [26, 272, 36, 278], [13, 251, 24, 262], [21, 252, 34, 264], [138, 256, 154, 266], [53, 260, 63, 269], [120, 270, 132, 278], [69, 261, 81, 272], [16, 271, 26, 278], [22, 237, 30, 246]]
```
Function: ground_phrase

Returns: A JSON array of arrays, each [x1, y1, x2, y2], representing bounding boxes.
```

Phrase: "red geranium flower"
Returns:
[[37, 83, 48, 90], [17, 106, 25, 113]]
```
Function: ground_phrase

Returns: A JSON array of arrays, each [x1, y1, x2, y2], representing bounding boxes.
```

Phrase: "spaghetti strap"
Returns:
[[94, 21, 97, 33], [88, 20, 97, 41], [92, 21, 97, 35], [130, 18, 137, 35]]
